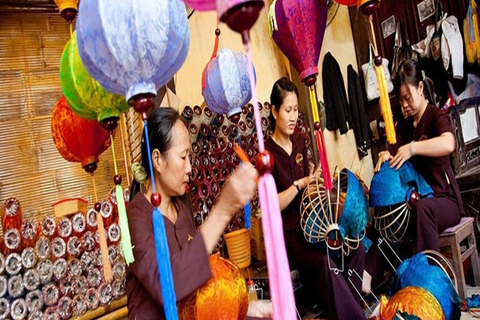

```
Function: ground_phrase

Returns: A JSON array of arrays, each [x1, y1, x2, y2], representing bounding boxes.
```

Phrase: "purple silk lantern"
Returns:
[[203, 48, 255, 118], [269, 0, 327, 86]]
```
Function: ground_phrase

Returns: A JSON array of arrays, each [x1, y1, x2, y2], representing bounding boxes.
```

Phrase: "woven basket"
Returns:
[[224, 228, 251, 269]]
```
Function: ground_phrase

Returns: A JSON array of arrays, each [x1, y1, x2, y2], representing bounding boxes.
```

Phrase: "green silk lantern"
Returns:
[[60, 31, 134, 266], [60, 32, 129, 123]]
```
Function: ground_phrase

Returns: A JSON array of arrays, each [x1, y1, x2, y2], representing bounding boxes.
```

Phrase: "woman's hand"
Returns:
[[247, 300, 273, 318], [374, 151, 393, 172], [215, 164, 258, 219], [297, 163, 314, 189], [390, 142, 415, 170]]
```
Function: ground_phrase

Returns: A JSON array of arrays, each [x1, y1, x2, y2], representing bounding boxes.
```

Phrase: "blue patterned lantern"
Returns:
[[76, 0, 189, 104], [202, 48, 255, 119], [76, 2, 190, 320], [370, 162, 434, 243]]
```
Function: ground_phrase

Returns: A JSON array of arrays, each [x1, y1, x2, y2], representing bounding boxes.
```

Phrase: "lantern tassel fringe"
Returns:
[[245, 40, 296, 320], [375, 64, 396, 144], [144, 120, 178, 320], [268, 0, 278, 36], [97, 212, 113, 282], [115, 185, 134, 264]]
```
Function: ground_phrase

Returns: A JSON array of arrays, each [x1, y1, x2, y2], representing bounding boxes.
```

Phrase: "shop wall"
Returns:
[[0, 12, 127, 221], [316, 6, 375, 186]]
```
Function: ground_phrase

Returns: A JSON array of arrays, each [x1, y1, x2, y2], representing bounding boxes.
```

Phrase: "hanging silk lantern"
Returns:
[[269, 0, 327, 86], [182, 0, 216, 10], [53, 0, 79, 23], [51, 96, 111, 174], [76, 0, 189, 104], [76, 1, 190, 319], [203, 48, 255, 119], [60, 31, 133, 270], [268, 0, 332, 190], [335, 0, 357, 6], [178, 254, 248, 320], [60, 32, 129, 124], [300, 168, 369, 255], [370, 162, 434, 243]]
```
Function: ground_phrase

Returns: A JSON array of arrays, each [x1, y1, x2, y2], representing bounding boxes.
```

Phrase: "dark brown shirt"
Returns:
[[126, 193, 212, 320], [389, 104, 463, 211], [265, 133, 310, 232]]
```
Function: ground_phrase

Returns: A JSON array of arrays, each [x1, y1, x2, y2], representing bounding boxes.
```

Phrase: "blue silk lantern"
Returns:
[[370, 162, 434, 242], [76, 1, 190, 319], [301, 168, 369, 254], [203, 48, 255, 118], [76, 0, 190, 103], [392, 253, 461, 320]]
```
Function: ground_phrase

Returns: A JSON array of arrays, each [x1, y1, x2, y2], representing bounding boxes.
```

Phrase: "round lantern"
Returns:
[[76, 2, 191, 318], [53, 0, 79, 22], [300, 168, 369, 253], [391, 252, 461, 320], [203, 48, 255, 118], [380, 286, 444, 320], [178, 254, 248, 320], [60, 32, 129, 124], [269, 0, 327, 86], [76, 0, 190, 104], [51, 96, 111, 174], [182, 0, 216, 11], [370, 162, 434, 243]]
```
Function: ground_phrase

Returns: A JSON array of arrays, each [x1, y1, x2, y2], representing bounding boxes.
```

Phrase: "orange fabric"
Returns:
[[178, 254, 248, 320]]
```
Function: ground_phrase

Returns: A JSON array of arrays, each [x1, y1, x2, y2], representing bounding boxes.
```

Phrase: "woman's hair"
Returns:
[[269, 77, 299, 131], [130, 107, 184, 201], [394, 59, 435, 105]]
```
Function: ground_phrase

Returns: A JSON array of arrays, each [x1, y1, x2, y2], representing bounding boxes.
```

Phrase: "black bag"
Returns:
[[391, 21, 413, 80], [430, 1, 444, 61]]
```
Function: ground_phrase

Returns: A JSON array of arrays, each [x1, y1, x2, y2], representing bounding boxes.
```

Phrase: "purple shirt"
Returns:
[[389, 104, 463, 210], [265, 133, 310, 232], [126, 193, 211, 320]]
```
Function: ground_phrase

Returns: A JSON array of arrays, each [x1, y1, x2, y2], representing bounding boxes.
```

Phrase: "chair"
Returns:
[[439, 217, 480, 300]]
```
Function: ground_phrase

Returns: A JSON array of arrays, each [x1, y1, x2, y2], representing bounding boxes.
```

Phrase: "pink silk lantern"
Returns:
[[183, 0, 216, 10]]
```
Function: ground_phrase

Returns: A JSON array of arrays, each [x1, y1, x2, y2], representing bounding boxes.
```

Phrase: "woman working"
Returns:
[[374, 59, 463, 252], [126, 107, 270, 319], [265, 77, 366, 319]]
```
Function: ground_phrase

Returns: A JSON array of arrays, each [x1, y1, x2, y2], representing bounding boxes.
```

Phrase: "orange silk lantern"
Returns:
[[178, 254, 248, 320], [53, 0, 79, 23], [51, 96, 111, 174]]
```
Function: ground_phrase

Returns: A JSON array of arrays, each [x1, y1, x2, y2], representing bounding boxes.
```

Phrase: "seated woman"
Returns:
[[265, 77, 367, 319], [126, 107, 271, 320], [375, 59, 463, 252]]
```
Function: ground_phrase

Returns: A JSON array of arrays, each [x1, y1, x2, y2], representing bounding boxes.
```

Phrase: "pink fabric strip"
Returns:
[[316, 130, 332, 190], [245, 41, 296, 320]]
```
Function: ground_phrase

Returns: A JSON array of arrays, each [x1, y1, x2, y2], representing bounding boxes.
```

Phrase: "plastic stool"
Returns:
[[439, 217, 480, 300]]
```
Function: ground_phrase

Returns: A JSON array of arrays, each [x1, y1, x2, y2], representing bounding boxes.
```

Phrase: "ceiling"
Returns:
[[0, 0, 57, 12]]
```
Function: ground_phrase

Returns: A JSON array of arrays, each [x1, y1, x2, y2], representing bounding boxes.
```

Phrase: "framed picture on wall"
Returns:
[[381, 15, 396, 39], [417, 0, 435, 22]]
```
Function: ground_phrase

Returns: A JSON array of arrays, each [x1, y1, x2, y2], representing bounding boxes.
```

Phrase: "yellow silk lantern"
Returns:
[[53, 0, 79, 22], [178, 254, 248, 320]]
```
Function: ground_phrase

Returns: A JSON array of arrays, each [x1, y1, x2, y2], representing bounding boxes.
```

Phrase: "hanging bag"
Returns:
[[362, 44, 394, 101], [391, 21, 413, 80], [430, 1, 444, 61]]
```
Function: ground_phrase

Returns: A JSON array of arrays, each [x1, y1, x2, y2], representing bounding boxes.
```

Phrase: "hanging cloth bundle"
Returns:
[[463, 0, 480, 64]]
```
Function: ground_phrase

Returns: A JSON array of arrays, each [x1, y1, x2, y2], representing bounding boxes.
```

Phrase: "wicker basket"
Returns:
[[224, 228, 251, 269]]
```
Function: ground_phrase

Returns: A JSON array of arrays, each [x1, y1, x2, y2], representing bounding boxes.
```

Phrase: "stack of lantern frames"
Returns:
[[0, 193, 128, 319]]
